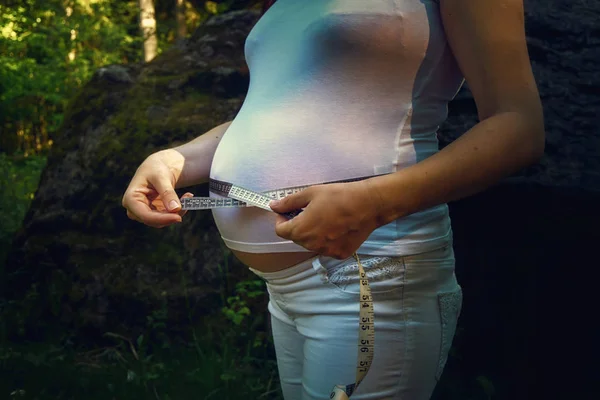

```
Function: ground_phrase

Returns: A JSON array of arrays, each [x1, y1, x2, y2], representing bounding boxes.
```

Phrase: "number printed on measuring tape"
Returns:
[[329, 253, 374, 400], [182, 181, 306, 219]]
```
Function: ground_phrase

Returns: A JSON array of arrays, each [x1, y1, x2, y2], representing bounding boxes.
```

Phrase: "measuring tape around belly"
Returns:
[[182, 175, 387, 214], [182, 176, 381, 398]]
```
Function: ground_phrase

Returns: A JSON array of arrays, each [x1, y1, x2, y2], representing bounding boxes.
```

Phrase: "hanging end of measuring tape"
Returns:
[[329, 384, 353, 400]]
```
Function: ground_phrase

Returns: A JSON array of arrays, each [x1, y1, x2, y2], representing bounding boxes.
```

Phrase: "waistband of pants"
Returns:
[[247, 253, 386, 283], [248, 255, 319, 281]]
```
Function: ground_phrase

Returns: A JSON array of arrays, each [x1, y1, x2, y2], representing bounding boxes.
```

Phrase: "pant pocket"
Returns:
[[313, 255, 406, 295], [436, 286, 463, 381]]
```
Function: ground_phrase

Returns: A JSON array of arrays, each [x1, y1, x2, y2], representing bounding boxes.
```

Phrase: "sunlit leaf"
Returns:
[[205, 1, 218, 14]]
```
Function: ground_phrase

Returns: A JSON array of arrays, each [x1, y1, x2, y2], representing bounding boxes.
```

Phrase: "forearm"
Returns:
[[367, 111, 545, 226], [169, 121, 232, 188]]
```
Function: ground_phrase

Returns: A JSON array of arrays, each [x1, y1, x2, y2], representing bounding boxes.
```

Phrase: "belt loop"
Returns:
[[311, 257, 329, 283]]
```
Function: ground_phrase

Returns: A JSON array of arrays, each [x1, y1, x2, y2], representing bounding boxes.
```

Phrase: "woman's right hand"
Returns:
[[122, 149, 194, 228]]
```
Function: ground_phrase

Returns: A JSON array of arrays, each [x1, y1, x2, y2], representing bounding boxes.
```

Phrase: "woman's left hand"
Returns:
[[270, 181, 382, 259]]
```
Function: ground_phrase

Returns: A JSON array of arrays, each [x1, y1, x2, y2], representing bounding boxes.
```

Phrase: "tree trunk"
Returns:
[[139, 0, 157, 62], [176, 0, 187, 40]]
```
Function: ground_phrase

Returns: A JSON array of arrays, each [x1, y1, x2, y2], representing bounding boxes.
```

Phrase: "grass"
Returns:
[[0, 271, 283, 399], [0, 318, 282, 400]]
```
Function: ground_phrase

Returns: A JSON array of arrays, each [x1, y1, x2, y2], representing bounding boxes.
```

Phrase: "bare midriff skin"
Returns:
[[231, 249, 318, 272]]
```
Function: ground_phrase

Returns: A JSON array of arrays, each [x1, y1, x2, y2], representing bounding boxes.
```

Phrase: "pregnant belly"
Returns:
[[232, 249, 318, 272]]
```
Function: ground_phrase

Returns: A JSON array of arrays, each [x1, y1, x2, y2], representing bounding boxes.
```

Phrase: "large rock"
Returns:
[[4, 10, 262, 342], [439, 1, 600, 190]]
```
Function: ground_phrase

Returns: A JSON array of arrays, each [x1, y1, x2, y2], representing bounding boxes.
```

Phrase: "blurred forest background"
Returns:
[[2, 0, 225, 158], [0, 1, 287, 399], [1, 0, 598, 399]]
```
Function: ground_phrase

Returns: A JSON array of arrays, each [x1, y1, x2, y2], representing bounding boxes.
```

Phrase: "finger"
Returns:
[[274, 212, 288, 224], [269, 189, 312, 213], [149, 173, 181, 212], [178, 192, 194, 217], [274, 214, 295, 240], [128, 197, 182, 226], [126, 209, 142, 222]]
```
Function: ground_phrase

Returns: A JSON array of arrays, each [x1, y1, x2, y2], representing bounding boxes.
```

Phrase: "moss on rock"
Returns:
[[4, 10, 261, 344]]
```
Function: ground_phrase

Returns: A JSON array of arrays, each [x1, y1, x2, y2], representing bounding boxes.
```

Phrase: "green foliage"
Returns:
[[0, 321, 282, 399], [0, 0, 265, 156], [0, 153, 46, 265], [0, 268, 282, 399], [0, 0, 245, 156], [0, 0, 142, 154], [222, 279, 265, 326]]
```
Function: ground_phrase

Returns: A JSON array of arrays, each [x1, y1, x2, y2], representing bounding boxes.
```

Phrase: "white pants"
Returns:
[[249, 243, 462, 400]]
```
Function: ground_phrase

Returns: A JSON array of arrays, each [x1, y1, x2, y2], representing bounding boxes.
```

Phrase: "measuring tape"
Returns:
[[182, 175, 387, 214], [182, 177, 379, 398], [331, 252, 375, 399]]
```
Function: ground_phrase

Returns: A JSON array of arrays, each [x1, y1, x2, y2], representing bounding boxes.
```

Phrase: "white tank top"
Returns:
[[209, 0, 464, 255]]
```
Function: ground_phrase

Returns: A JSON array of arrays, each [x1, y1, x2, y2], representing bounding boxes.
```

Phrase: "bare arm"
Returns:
[[171, 120, 232, 188], [367, 0, 545, 225], [269, 0, 544, 259]]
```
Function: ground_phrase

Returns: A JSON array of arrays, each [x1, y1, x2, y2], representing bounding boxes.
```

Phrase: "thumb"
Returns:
[[270, 189, 311, 213], [150, 173, 181, 212]]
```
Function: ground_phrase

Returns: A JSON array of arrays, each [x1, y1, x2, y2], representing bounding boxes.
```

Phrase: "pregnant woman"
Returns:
[[122, 0, 544, 399]]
